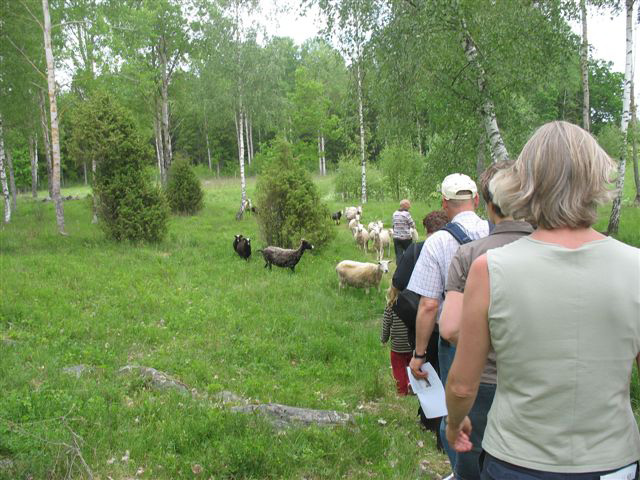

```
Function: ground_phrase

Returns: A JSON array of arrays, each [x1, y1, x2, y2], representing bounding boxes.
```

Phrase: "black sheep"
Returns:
[[235, 237, 252, 260], [259, 240, 314, 272], [331, 211, 342, 225], [233, 234, 244, 252]]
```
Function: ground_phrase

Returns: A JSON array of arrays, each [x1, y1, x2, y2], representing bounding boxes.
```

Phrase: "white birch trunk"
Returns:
[[0, 114, 11, 223], [235, 107, 247, 206], [30, 134, 38, 198], [461, 20, 510, 164], [159, 39, 172, 184], [356, 62, 367, 203], [321, 134, 326, 175], [580, 0, 590, 132], [244, 112, 251, 165], [83, 162, 88, 185], [204, 106, 212, 171], [39, 90, 53, 198], [154, 102, 164, 183], [607, 0, 634, 235], [42, 0, 65, 234]]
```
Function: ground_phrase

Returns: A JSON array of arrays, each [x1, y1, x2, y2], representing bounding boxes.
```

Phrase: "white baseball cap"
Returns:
[[441, 173, 478, 200]]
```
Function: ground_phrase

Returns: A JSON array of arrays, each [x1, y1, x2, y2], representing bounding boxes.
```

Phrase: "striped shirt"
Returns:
[[392, 210, 415, 240], [381, 306, 413, 353], [407, 211, 489, 311]]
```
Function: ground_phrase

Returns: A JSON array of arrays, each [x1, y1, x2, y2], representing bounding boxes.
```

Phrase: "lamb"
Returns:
[[410, 227, 419, 242], [259, 240, 314, 272], [233, 234, 244, 252], [331, 211, 342, 225], [235, 236, 252, 261], [354, 224, 369, 252], [336, 260, 392, 294]]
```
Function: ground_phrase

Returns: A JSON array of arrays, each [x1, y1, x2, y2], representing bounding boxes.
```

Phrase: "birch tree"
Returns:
[[42, 0, 66, 234], [580, 0, 591, 131], [607, 0, 634, 234], [0, 114, 11, 224]]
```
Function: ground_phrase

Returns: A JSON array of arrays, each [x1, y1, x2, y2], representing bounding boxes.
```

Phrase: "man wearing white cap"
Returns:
[[406, 173, 489, 475]]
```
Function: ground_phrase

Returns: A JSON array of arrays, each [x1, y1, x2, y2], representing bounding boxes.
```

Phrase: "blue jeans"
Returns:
[[455, 383, 496, 480], [480, 453, 639, 480], [438, 337, 457, 471]]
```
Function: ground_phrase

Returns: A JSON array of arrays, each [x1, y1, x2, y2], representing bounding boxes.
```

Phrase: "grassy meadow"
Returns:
[[1, 169, 639, 479]]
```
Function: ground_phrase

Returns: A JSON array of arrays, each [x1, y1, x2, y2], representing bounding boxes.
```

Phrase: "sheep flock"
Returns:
[[233, 203, 396, 295]]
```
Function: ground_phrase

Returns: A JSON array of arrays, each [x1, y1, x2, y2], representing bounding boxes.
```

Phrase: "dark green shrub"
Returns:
[[255, 138, 334, 248], [166, 157, 204, 214], [69, 92, 169, 242]]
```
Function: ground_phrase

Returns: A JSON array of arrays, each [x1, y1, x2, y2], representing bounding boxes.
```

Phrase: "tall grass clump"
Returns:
[[165, 156, 204, 215], [69, 92, 168, 242], [255, 138, 334, 248]]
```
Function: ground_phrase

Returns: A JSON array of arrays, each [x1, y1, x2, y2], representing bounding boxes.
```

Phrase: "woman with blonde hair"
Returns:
[[445, 121, 639, 478]]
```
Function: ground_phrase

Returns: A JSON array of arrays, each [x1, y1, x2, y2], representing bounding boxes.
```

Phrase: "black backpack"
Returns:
[[392, 222, 474, 348]]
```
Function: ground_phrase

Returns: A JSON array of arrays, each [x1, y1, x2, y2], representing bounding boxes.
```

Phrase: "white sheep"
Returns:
[[344, 206, 362, 222], [367, 220, 383, 232], [410, 227, 419, 242], [348, 215, 361, 234], [355, 225, 369, 252], [371, 228, 392, 261], [336, 260, 392, 294]]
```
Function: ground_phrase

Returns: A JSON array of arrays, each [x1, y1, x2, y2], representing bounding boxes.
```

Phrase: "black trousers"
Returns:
[[393, 238, 413, 265]]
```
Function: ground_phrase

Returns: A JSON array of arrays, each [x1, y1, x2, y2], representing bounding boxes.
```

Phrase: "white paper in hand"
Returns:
[[407, 363, 448, 419]]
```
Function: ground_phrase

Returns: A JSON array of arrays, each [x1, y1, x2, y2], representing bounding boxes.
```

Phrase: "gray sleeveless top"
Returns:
[[483, 236, 640, 473]]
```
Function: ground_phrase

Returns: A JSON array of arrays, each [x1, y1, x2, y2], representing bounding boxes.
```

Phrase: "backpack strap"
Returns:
[[442, 222, 473, 245]]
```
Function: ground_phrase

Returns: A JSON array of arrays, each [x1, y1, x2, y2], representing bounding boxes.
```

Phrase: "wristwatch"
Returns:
[[413, 350, 427, 359]]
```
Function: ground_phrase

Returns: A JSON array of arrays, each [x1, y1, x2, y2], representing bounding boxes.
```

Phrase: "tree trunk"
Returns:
[[42, 0, 66, 235], [0, 114, 11, 223], [244, 111, 251, 165], [235, 106, 247, 207], [321, 134, 326, 175], [248, 114, 254, 162], [416, 117, 423, 155], [38, 90, 53, 198], [154, 99, 165, 183], [204, 105, 212, 171], [461, 19, 510, 164], [83, 161, 88, 185], [6, 148, 17, 211], [607, 0, 634, 235], [356, 62, 367, 203], [30, 134, 38, 198], [159, 38, 172, 184], [580, 0, 590, 132]]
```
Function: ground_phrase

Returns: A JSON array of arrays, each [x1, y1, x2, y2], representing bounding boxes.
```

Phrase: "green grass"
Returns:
[[1, 169, 638, 479], [0, 176, 450, 479]]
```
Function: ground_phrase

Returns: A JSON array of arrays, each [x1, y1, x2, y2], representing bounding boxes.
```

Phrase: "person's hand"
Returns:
[[446, 416, 473, 453], [409, 356, 428, 380]]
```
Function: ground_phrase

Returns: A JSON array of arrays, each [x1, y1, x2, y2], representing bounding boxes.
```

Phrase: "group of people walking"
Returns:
[[380, 121, 639, 480]]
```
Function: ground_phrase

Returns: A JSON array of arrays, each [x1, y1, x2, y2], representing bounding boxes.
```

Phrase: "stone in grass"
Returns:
[[231, 403, 354, 429], [2, 338, 18, 347], [212, 390, 247, 405], [62, 364, 92, 378], [118, 365, 189, 394]]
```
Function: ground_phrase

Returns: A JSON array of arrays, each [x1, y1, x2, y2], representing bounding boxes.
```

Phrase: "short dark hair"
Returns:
[[423, 210, 448, 234], [479, 161, 512, 218]]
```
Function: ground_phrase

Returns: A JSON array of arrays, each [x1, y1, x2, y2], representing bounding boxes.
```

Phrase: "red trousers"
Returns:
[[390, 350, 413, 395]]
